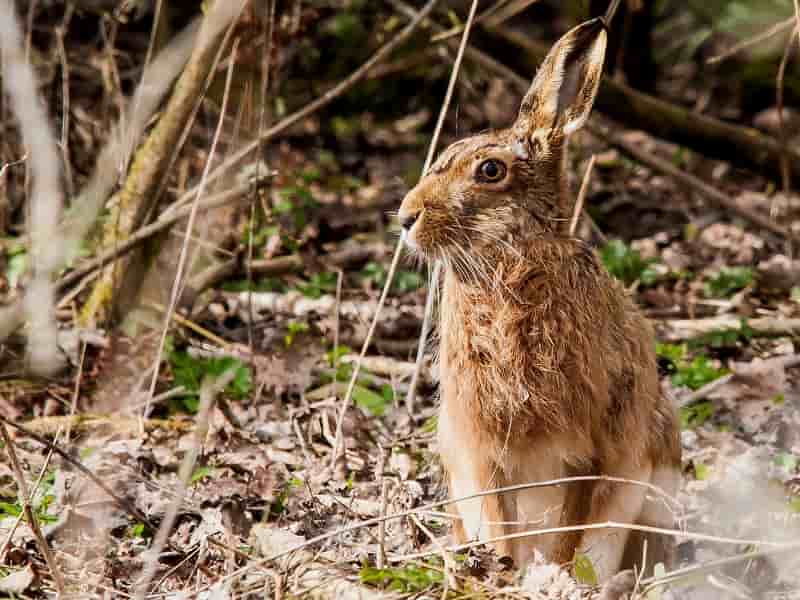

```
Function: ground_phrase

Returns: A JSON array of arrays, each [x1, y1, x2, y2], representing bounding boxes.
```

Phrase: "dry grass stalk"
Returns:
[[569, 155, 597, 237], [0, 422, 65, 596], [132, 368, 236, 599], [407, 0, 481, 412], [143, 33, 241, 425]]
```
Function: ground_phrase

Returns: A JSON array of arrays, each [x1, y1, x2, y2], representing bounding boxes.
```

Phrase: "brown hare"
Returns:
[[398, 18, 681, 581]]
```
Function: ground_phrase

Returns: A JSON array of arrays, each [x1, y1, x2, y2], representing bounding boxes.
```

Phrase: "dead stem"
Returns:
[[0, 422, 65, 596], [407, 0, 480, 412]]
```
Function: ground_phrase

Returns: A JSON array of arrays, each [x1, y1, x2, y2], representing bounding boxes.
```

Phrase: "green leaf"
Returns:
[[694, 462, 710, 480], [360, 564, 443, 593], [167, 350, 252, 413], [573, 552, 599, 585], [191, 466, 214, 484], [704, 267, 754, 298], [352, 384, 389, 416], [775, 453, 798, 471], [680, 401, 714, 429], [600, 239, 661, 287], [284, 320, 310, 347], [672, 356, 727, 390]]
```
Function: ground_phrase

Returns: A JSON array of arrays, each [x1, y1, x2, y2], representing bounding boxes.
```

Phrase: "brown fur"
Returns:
[[398, 18, 680, 581]]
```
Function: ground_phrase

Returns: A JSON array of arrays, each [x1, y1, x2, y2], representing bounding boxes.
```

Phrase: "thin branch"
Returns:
[[143, 30, 241, 426], [209, 473, 679, 589], [0, 423, 65, 596], [707, 17, 794, 65], [168, 0, 442, 216], [407, 0, 480, 413], [392, 520, 795, 563], [569, 154, 596, 237], [587, 122, 800, 245], [132, 370, 236, 599]]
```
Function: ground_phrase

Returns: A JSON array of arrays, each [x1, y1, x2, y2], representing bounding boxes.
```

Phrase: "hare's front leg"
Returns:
[[575, 460, 653, 582], [438, 406, 515, 558]]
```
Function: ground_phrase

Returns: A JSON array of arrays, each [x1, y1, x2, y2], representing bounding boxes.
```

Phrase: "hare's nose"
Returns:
[[399, 210, 420, 230]]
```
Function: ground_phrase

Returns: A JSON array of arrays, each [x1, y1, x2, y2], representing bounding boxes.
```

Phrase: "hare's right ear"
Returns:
[[514, 18, 607, 141]]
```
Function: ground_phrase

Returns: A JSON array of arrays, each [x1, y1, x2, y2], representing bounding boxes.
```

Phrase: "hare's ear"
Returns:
[[514, 18, 607, 139]]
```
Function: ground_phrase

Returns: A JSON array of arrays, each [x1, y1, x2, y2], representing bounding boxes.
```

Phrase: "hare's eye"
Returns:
[[476, 159, 507, 183]]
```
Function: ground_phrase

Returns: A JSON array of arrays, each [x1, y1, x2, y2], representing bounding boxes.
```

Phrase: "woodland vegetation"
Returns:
[[0, 0, 799, 598]]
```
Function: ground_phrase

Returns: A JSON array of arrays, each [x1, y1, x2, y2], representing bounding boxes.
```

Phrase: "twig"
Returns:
[[169, 0, 442, 216], [329, 243, 404, 467], [207, 473, 679, 589], [569, 155, 596, 237], [0, 414, 157, 532], [656, 315, 800, 342], [410, 514, 454, 600], [392, 520, 794, 563], [677, 373, 734, 407], [0, 422, 65, 596], [133, 369, 236, 599], [588, 122, 800, 245], [707, 17, 794, 65], [775, 24, 797, 193], [0, 428, 61, 563], [143, 30, 241, 428], [640, 542, 800, 593], [407, 0, 480, 413], [56, 180, 263, 292]]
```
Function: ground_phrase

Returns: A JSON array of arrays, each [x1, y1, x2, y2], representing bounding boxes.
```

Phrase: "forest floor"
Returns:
[[1, 2, 800, 599]]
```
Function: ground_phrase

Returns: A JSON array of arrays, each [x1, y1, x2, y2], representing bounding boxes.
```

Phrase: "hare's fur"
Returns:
[[399, 18, 680, 580]]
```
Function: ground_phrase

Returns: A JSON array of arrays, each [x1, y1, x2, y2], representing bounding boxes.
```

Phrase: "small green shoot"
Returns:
[[694, 462, 711, 480], [130, 522, 148, 539], [296, 272, 337, 299], [360, 564, 443, 593], [361, 261, 423, 294], [284, 320, 310, 347], [704, 266, 754, 298], [657, 343, 728, 391], [688, 320, 753, 350], [600, 239, 660, 287], [680, 400, 714, 429], [168, 348, 252, 413], [191, 466, 215, 484], [775, 453, 798, 471], [573, 553, 599, 585]]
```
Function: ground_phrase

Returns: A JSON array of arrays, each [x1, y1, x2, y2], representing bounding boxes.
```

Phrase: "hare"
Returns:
[[398, 18, 681, 581]]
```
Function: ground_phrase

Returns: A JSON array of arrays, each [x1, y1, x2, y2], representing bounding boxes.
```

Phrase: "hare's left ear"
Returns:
[[514, 18, 607, 138]]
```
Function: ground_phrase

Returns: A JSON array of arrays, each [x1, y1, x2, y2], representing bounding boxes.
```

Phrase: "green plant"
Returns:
[[680, 400, 714, 429], [657, 343, 728, 391], [274, 185, 319, 230], [167, 347, 252, 413], [0, 471, 59, 525], [600, 239, 660, 286], [689, 320, 754, 350], [361, 261, 423, 293], [360, 563, 443, 593], [191, 466, 215, 484], [222, 276, 287, 293], [704, 266, 754, 298], [320, 346, 392, 416], [296, 272, 338, 299], [694, 462, 711, 480], [284, 321, 310, 347], [573, 552, 598, 585]]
